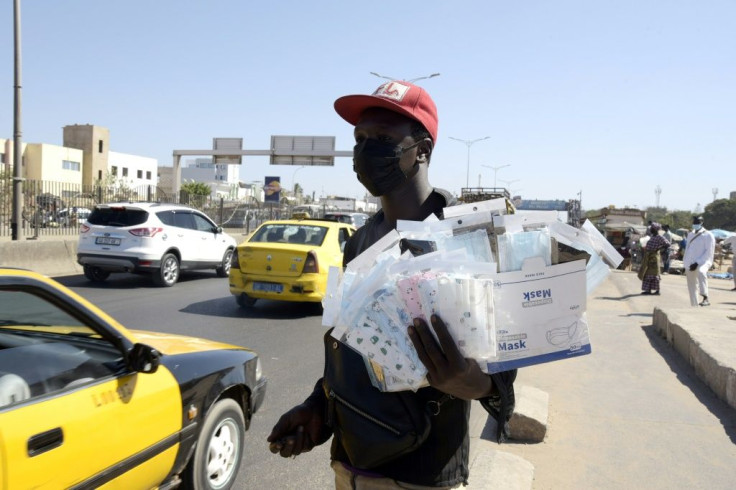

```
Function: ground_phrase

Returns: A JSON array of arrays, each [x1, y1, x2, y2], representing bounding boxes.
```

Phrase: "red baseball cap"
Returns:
[[334, 81, 438, 142]]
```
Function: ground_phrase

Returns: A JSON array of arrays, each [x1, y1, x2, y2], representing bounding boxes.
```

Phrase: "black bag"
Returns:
[[322, 330, 433, 469]]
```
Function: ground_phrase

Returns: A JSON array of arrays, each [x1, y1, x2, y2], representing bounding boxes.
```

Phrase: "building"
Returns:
[[1, 124, 158, 198]]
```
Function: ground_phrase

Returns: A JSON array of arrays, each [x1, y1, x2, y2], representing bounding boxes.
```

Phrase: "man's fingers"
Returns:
[[428, 314, 464, 365], [409, 317, 444, 373]]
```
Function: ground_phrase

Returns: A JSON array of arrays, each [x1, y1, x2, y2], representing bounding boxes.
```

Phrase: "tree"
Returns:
[[704, 199, 736, 230], [181, 181, 211, 208]]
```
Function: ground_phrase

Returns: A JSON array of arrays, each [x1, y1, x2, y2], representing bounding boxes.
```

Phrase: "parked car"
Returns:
[[56, 207, 92, 227], [323, 212, 370, 228], [77, 202, 237, 287], [229, 219, 355, 307], [0, 268, 266, 489]]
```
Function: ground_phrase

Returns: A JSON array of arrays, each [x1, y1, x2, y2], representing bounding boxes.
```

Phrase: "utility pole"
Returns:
[[11, 0, 24, 241], [655, 185, 662, 208]]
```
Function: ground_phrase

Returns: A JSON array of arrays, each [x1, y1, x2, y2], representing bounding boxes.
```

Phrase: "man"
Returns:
[[722, 234, 736, 291], [661, 224, 674, 273], [267, 81, 516, 489], [682, 216, 716, 306]]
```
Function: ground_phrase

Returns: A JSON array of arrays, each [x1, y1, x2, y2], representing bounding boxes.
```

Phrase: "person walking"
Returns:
[[661, 224, 674, 273], [722, 234, 736, 291], [682, 216, 716, 306], [638, 223, 670, 295], [267, 80, 517, 489]]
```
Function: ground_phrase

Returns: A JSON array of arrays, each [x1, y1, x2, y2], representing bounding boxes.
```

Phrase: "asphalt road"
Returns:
[[58, 271, 334, 489]]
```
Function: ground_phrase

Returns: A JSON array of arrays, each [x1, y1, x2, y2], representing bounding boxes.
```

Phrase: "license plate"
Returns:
[[253, 282, 283, 293], [95, 237, 121, 246]]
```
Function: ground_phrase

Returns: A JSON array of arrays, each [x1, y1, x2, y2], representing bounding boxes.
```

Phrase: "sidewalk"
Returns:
[[465, 270, 736, 489]]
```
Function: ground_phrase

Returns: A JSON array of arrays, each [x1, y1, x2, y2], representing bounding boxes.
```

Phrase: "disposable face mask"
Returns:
[[353, 139, 420, 196], [692, 224, 702, 231], [496, 229, 552, 272]]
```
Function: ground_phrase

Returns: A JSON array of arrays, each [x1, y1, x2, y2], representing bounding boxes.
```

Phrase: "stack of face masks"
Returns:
[[322, 198, 623, 392]]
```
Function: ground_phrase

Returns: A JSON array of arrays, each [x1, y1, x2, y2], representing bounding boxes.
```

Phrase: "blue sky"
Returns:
[[1, 1, 733, 213]]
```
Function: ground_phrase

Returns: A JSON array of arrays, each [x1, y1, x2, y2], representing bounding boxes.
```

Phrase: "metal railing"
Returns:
[[0, 175, 282, 239]]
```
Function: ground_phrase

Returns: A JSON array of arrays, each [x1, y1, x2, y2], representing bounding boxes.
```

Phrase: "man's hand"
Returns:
[[689, 263, 698, 271], [409, 315, 493, 400], [267, 403, 331, 458]]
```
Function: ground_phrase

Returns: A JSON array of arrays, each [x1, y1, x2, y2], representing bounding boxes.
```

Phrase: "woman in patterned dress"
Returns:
[[638, 223, 671, 295]]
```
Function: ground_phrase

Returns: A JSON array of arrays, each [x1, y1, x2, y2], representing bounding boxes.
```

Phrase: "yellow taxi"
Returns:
[[229, 219, 356, 307], [0, 268, 266, 489]]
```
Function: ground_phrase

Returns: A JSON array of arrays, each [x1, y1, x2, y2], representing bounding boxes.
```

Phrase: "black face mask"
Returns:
[[352, 139, 421, 196]]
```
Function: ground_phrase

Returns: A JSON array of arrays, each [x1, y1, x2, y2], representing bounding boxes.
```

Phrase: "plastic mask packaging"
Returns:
[[439, 229, 495, 263], [322, 266, 344, 328], [338, 248, 403, 336], [496, 229, 552, 273], [547, 221, 623, 294], [441, 197, 510, 219]]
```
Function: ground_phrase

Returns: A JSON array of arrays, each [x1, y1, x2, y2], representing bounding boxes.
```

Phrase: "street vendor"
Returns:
[[267, 80, 517, 489]]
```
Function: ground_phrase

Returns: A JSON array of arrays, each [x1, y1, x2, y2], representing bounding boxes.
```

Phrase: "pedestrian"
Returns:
[[638, 222, 670, 295], [682, 216, 716, 306], [661, 224, 674, 273], [267, 80, 517, 489], [722, 234, 736, 291]]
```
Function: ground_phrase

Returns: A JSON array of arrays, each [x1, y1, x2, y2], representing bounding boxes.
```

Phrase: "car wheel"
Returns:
[[153, 253, 179, 287], [182, 398, 245, 490], [216, 249, 233, 278], [236, 293, 257, 308], [83, 265, 110, 283]]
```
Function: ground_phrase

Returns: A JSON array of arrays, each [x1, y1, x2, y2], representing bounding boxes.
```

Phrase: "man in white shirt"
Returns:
[[722, 234, 736, 291], [682, 216, 716, 306]]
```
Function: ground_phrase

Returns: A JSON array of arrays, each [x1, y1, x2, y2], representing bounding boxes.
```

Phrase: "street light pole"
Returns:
[[449, 136, 491, 188], [482, 164, 511, 189], [499, 178, 520, 191], [370, 72, 440, 83], [11, 0, 24, 241]]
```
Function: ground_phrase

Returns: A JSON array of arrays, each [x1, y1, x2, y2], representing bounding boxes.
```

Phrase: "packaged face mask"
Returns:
[[442, 197, 510, 219], [496, 229, 552, 272]]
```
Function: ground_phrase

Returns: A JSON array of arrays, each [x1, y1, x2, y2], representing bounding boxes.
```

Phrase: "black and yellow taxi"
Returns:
[[229, 219, 355, 307], [0, 268, 266, 489]]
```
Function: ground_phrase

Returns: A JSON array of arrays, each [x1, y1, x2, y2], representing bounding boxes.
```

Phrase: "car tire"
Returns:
[[182, 398, 245, 490], [153, 253, 179, 287], [236, 293, 257, 308], [216, 249, 233, 278], [83, 265, 110, 283]]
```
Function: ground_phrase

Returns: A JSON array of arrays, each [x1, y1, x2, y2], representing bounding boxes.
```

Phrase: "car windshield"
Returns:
[[87, 207, 148, 227], [250, 224, 328, 246], [0, 288, 122, 409], [0, 289, 96, 335]]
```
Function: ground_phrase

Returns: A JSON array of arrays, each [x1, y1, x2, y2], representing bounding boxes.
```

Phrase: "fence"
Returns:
[[0, 175, 286, 238]]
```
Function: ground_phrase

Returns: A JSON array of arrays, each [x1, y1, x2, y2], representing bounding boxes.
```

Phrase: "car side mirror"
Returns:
[[215, 226, 223, 234], [127, 343, 161, 373]]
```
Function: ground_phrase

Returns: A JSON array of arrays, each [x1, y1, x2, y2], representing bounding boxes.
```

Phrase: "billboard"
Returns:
[[270, 135, 336, 166], [515, 199, 568, 211], [213, 137, 243, 165], [264, 177, 281, 203]]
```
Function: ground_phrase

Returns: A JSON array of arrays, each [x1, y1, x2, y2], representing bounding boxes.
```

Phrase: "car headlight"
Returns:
[[255, 356, 263, 380]]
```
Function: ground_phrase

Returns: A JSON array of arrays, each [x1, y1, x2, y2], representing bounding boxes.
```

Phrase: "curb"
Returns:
[[468, 401, 535, 489], [653, 306, 736, 411]]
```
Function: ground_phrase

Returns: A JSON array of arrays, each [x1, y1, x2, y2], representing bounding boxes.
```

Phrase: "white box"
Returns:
[[486, 257, 591, 372]]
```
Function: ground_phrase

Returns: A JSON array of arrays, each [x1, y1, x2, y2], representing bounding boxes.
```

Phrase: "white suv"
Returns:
[[77, 202, 237, 287]]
